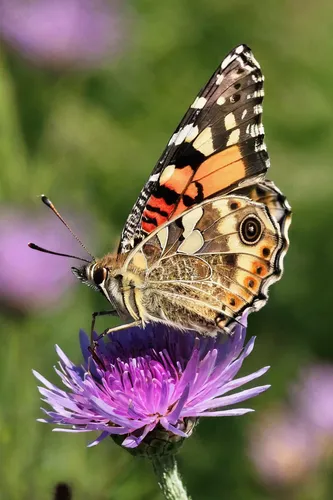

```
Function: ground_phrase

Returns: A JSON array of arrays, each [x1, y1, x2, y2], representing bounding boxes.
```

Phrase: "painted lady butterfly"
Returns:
[[33, 45, 291, 340]]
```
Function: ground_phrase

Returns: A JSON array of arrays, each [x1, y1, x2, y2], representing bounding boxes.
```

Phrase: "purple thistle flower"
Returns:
[[0, 0, 126, 69], [248, 407, 323, 486], [0, 208, 87, 312], [292, 364, 333, 434], [248, 364, 333, 487], [34, 316, 270, 453]]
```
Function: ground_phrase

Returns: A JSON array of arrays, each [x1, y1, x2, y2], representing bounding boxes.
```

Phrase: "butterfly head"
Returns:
[[71, 253, 128, 314], [72, 263, 110, 295]]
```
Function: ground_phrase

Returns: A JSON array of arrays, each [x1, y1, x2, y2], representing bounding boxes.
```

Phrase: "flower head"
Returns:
[[34, 317, 270, 454], [0, 0, 126, 69], [292, 364, 333, 433], [248, 407, 322, 486], [248, 363, 333, 488]]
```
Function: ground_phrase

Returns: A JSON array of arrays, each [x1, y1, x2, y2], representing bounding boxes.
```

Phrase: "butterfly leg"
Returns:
[[95, 321, 142, 343], [88, 321, 142, 362], [90, 309, 118, 343]]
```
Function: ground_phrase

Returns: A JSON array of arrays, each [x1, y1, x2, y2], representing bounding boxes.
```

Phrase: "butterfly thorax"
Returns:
[[77, 252, 146, 322], [78, 250, 218, 333]]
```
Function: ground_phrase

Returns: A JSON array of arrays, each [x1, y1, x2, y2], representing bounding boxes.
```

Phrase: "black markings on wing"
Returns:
[[119, 44, 269, 253]]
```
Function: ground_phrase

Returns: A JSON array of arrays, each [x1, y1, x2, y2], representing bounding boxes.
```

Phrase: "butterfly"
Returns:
[[32, 44, 291, 340]]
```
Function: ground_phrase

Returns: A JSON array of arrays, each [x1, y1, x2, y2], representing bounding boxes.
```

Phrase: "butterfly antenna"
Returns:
[[28, 243, 91, 263], [40, 195, 94, 260]]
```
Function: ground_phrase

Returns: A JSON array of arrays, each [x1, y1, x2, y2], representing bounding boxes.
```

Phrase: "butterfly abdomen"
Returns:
[[142, 285, 224, 335]]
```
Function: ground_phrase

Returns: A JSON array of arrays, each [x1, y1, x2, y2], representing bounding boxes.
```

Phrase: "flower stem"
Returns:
[[151, 454, 191, 500]]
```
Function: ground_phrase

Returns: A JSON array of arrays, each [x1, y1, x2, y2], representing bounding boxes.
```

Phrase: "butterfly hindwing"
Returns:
[[124, 194, 284, 334], [119, 44, 269, 252]]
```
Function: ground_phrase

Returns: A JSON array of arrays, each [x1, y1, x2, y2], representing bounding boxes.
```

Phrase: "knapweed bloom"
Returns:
[[248, 407, 322, 486], [34, 317, 270, 455], [0, 0, 126, 69], [248, 363, 333, 489], [292, 364, 333, 434]]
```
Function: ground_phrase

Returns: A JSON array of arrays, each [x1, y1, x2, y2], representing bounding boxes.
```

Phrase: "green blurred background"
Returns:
[[1, 0, 333, 499]]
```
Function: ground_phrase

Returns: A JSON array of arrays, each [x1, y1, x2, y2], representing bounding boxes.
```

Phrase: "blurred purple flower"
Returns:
[[34, 317, 270, 450], [248, 362, 333, 488], [0, 208, 87, 312], [292, 364, 333, 433], [0, 0, 126, 69], [248, 407, 322, 486]]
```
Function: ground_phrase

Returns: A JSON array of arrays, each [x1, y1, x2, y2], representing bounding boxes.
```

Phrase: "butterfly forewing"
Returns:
[[119, 44, 269, 253]]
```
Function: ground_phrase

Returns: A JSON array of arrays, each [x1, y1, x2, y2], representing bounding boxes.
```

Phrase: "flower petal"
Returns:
[[88, 431, 113, 447], [192, 408, 255, 417], [168, 384, 190, 425], [122, 423, 156, 448], [160, 418, 188, 437], [189, 385, 270, 413]]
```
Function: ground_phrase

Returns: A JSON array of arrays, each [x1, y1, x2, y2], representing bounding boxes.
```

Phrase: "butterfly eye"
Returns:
[[93, 267, 107, 285], [239, 215, 263, 245]]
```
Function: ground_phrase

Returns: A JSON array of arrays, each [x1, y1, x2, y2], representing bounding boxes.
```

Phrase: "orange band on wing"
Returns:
[[142, 194, 175, 232], [205, 160, 245, 197], [191, 159, 246, 201], [143, 147, 246, 231], [163, 165, 194, 193], [142, 220, 157, 232], [145, 196, 174, 216], [144, 208, 167, 227], [193, 146, 244, 181], [172, 200, 187, 217], [185, 183, 200, 200]]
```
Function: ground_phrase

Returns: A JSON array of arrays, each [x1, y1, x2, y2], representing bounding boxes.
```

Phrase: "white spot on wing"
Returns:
[[258, 124, 265, 135], [157, 227, 168, 253], [226, 128, 240, 147], [211, 198, 230, 211], [216, 74, 224, 85], [191, 96, 207, 109], [168, 133, 177, 146], [254, 142, 267, 153], [185, 125, 199, 142], [252, 74, 263, 83], [159, 164, 175, 185], [247, 89, 264, 100], [224, 112, 237, 130], [217, 210, 239, 235], [175, 123, 197, 145], [149, 173, 160, 183], [250, 54, 261, 69], [178, 230, 204, 254], [181, 207, 204, 239], [246, 123, 264, 138], [221, 53, 237, 70], [253, 104, 263, 115], [192, 127, 215, 156], [241, 109, 248, 120], [217, 96, 226, 105], [235, 45, 245, 55]]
